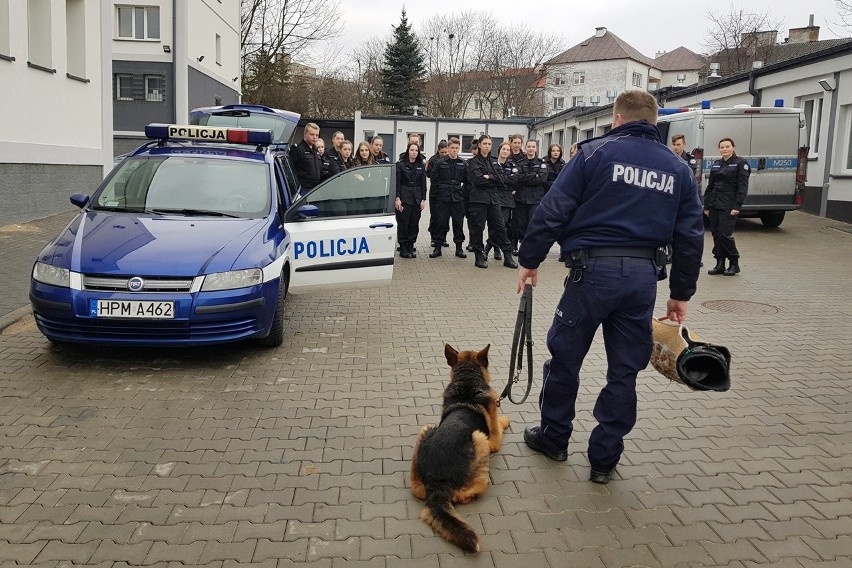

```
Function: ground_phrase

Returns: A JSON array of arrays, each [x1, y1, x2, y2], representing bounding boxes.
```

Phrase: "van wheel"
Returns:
[[257, 273, 287, 347], [760, 211, 785, 228]]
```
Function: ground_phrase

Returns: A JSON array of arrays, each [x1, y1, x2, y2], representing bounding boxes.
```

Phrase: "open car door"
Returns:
[[284, 164, 397, 293]]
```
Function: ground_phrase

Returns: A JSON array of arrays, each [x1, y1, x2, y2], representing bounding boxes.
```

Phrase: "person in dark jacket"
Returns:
[[315, 139, 333, 181], [704, 137, 750, 276], [671, 134, 698, 176], [395, 142, 427, 258], [464, 140, 480, 252], [467, 135, 518, 269], [427, 141, 449, 248], [338, 140, 356, 171], [485, 142, 517, 261], [427, 138, 467, 259], [371, 136, 391, 164], [544, 143, 565, 193], [289, 123, 323, 190], [513, 140, 549, 254], [517, 90, 704, 484], [354, 141, 377, 166], [323, 131, 345, 176]]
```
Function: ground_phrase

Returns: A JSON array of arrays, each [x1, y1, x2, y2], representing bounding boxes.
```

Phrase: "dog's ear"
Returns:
[[444, 344, 459, 366], [476, 344, 490, 368]]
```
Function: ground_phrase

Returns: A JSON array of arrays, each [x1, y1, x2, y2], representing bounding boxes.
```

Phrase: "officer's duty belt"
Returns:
[[586, 247, 657, 259]]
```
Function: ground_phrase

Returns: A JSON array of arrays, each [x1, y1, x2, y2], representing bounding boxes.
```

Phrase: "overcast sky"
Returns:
[[311, 0, 848, 71]]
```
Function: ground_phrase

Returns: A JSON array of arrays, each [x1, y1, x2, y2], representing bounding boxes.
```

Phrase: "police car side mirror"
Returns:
[[70, 193, 90, 209], [296, 204, 319, 219]]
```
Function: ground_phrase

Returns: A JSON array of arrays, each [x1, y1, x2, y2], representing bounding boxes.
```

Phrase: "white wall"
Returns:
[[0, 0, 108, 166], [186, 0, 240, 87], [545, 60, 627, 113]]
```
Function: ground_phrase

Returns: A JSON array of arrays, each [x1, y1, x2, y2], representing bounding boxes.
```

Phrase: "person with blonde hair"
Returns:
[[354, 141, 377, 166]]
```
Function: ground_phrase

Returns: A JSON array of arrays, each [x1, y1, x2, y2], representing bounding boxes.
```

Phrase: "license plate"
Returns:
[[91, 300, 174, 319]]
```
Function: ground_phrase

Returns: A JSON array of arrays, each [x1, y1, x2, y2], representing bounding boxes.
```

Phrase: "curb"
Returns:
[[0, 305, 32, 332]]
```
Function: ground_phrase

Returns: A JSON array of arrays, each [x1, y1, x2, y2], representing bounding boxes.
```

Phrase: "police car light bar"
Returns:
[[144, 124, 274, 145]]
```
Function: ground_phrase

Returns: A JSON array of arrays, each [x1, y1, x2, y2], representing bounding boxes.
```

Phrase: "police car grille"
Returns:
[[83, 276, 193, 292]]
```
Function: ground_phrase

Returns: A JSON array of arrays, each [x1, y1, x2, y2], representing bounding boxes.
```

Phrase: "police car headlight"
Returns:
[[201, 268, 263, 291], [32, 262, 71, 287]]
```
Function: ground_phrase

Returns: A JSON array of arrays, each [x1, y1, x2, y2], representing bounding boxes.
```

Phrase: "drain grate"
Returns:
[[702, 300, 780, 315]]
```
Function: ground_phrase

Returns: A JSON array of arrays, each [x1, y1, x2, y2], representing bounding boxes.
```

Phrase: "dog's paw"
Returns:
[[499, 416, 510, 429]]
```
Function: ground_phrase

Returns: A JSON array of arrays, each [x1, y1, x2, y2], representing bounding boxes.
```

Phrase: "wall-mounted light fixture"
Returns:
[[197, 55, 205, 62], [162, 45, 171, 53], [818, 77, 835, 92], [232, 77, 238, 82]]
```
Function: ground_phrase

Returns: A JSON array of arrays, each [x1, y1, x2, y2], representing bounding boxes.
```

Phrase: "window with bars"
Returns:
[[115, 74, 134, 100], [145, 75, 165, 102]]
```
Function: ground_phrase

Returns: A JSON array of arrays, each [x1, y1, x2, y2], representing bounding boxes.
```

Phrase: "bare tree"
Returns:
[[418, 11, 498, 117], [703, 5, 784, 76], [836, 1, 852, 29], [348, 37, 388, 116], [241, 0, 343, 103], [475, 24, 562, 118]]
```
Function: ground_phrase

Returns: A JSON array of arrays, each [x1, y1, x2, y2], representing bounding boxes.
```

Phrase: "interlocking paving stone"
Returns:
[[2, 211, 852, 566]]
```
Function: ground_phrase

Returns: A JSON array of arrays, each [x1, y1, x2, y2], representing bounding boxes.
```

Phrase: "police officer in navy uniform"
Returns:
[[517, 90, 704, 484], [427, 140, 450, 249], [704, 137, 750, 276], [289, 123, 323, 190], [671, 134, 698, 176], [513, 139, 549, 255], [468, 135, 518, 269], [395, 142, 427, 258], [427, 138, 467, 258]]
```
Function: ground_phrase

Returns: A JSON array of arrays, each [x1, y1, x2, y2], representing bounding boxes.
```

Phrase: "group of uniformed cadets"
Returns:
[[392, 132, 568, 270]]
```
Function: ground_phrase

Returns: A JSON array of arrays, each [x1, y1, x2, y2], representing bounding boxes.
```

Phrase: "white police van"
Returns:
[[657, 104, 809, 227]]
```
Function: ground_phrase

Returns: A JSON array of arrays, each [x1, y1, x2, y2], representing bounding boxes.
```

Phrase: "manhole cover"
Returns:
[[702, 300, 779, 315]]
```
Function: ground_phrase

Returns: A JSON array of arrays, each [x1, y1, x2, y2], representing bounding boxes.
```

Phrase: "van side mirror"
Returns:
[[70, 194, 90, 209]]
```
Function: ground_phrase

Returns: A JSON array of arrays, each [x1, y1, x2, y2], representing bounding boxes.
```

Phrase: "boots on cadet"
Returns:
[[455, 244, 467, 258], [474, 252, 488, 269], [502, 250, 518, 269], [707, 258, 726, 275], [428, 244, 442, 258], [723, 258, 740, 276]]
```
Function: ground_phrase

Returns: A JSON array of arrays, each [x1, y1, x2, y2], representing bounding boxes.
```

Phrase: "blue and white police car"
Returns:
[[29, 121, 397, 346]]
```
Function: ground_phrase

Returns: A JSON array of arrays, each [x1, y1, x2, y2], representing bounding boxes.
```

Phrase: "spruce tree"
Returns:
[[380, 10, 426, 115]]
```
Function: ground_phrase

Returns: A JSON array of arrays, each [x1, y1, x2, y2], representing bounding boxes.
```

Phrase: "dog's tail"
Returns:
[[421, 487, 480, 553]]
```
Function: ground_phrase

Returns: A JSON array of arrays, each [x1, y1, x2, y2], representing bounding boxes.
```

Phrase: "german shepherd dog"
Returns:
[[410, 344, 510, 553]]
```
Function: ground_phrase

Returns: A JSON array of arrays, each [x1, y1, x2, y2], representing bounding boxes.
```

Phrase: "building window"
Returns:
[[553, 73, 565, 86], [214, 95, 222, 105], [802, 96, 823, 158], [28, 0, 53, 68], [556, 129, 564, 146], [0, 0, 11, 58], [572, 96, 584, 107], [473, 98, 482, 110], [845, 106, 852, 172], [573, 71, 585, 85], [116, 5, 160, 40], [65, 0, 86, 78], [632, 72, 642, 87], [115, 74, 134, 100], [215, 33, 222, 65], [553, 97, 564, 110], [448, 133, 474, 152], [145, 75, 165, 101]]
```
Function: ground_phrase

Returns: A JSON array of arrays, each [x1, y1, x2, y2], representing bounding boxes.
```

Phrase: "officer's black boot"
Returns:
[[455, 244, 467, 258], [399, 244, 411, 259], [723, 258, 740, 276], [474, 252, 488, 269], [707, 258, 726, 275], [484, 243, 493, 259], [512, 240, 520, 256], [502, 250, 518, 269], [493, 247, 503, 261], [428, 244, 441, 258], [409, 243, 417, 258]]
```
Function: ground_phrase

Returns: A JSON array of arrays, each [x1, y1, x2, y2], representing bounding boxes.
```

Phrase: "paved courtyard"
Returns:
[[1, 210, 851, 567]]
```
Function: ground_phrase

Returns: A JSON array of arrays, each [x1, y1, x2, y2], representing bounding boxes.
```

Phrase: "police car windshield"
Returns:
[[191, 112, 290, 143], [93, 156, 270, 218]]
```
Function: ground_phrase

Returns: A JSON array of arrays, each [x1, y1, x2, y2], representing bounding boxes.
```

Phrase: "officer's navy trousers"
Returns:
[[538, 256, 658, 471], [708, 208, 740, 260]]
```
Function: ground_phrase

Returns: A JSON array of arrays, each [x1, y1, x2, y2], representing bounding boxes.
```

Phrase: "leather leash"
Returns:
[[499, 283, 534, 405]]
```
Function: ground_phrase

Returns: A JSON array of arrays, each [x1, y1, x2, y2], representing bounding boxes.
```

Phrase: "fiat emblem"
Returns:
[[127, 277, 144, 292]]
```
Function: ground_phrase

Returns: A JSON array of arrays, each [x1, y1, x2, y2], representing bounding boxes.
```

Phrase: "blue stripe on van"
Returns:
[[702, 157, 798, 171]]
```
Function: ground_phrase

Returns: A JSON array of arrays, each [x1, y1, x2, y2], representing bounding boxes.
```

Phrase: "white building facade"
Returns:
[[0, 0, 112, 224], [111, 0, 241, 154]]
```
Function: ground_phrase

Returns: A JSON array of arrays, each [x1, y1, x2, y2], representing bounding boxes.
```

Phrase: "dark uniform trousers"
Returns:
[[434, 200, 465, 244], [396, 202, 421, 247], [513, 203, 538, 243], [539, 256, 658, 471], [468, 200, 510, 252], [708, 209, 740, 260]]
